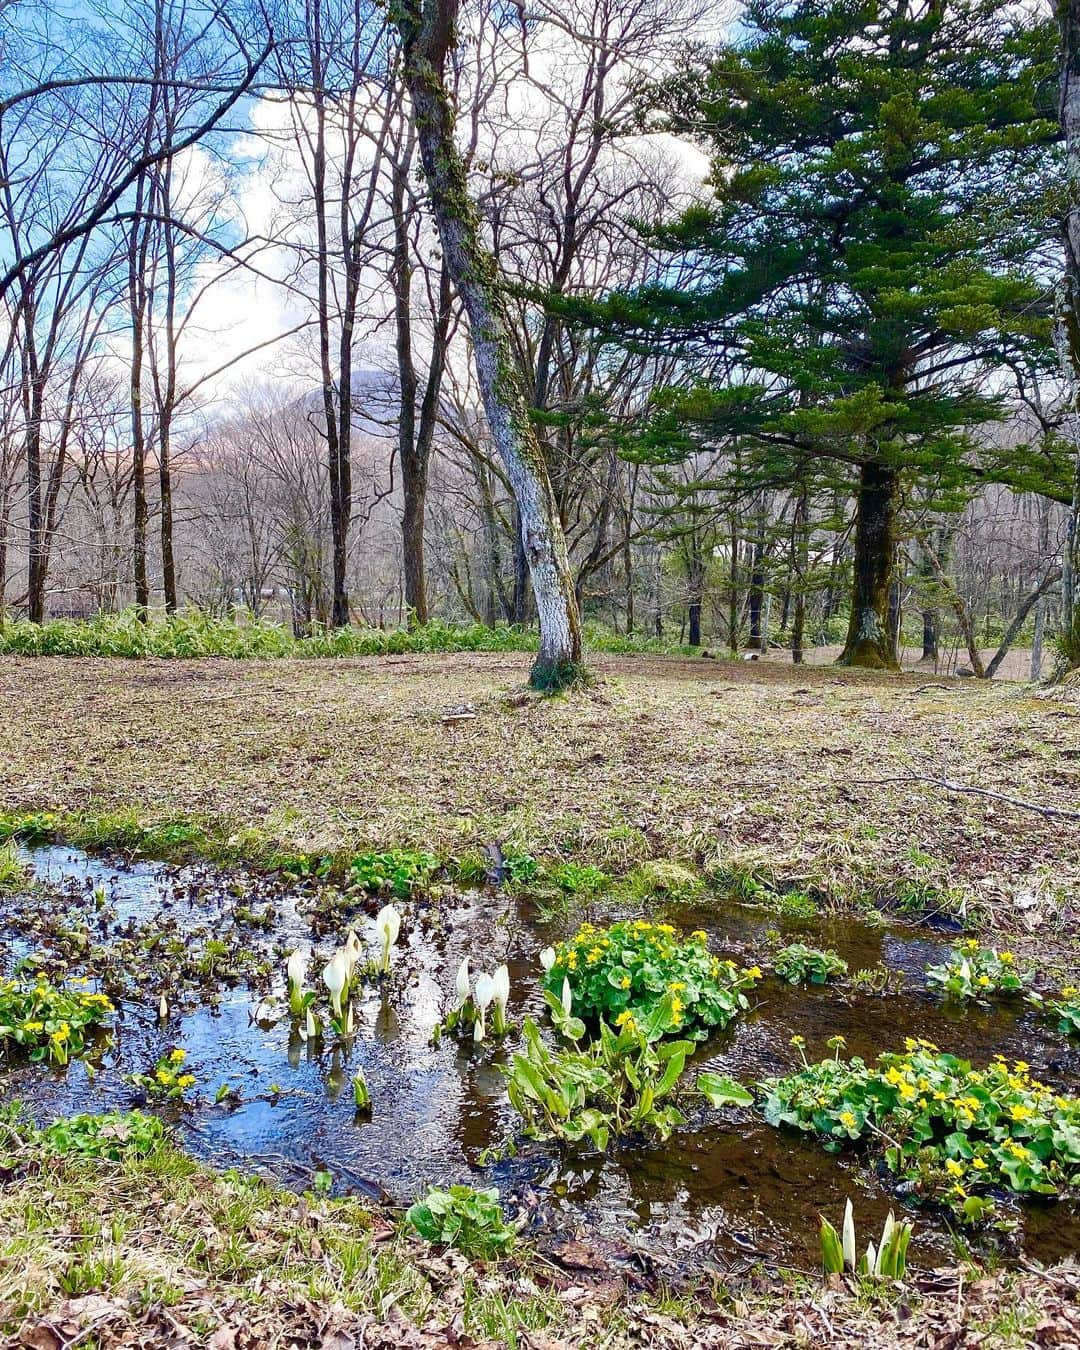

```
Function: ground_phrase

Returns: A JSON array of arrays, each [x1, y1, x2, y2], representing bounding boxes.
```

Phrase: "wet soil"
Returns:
[[2, 847, 1078, 1278]]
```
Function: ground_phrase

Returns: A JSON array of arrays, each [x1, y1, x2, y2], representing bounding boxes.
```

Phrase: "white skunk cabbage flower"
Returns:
[[539, 947, 556, 972], [842, 1198, 856, 1272], [561, 976, 573, 1016], [304, 1007, 321, 1041], [342, 929, 363, 979], [473, 971, 496, 1042], [158, 993, 169, 1021], [454, 956, 471, 1008], [491, 964, 510, 1035], [375, 905, 401, 974], [323, 950, 348, 1017], [286, 950, 307, 1016]]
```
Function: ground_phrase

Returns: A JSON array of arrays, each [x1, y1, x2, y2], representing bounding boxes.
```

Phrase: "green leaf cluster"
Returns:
[[405, 1185, 517, 1259], [772, 943, 849, 986], [925, 939, 1033, 1002], [541, 919, 760, 1041], [0, 976, 113, 1066], [762, 1040, 1080, 1220]]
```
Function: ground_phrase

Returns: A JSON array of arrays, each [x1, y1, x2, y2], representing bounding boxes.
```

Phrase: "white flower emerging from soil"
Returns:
[[323, 950, 348, 1017], [539, 947, 556, 972], [343, 929, 363, 979], [286, 950, 307, 1016], [561, 977, 573, 1016], [454, 956, 471, 1008], [491, 964, 510, 1035], [473, 971, 496, 1042], [375, 905, 401, 974], [158, 993, 169, 1021]]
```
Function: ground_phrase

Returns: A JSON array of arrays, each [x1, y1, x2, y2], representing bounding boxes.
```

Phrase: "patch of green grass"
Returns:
[[0, 610, 696, 662], [0, 838, 29, 894], [623, 860, 705, 905]]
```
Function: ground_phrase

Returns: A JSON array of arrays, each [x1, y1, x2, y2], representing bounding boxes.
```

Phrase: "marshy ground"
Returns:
[[1, 652, 1078, 1348]]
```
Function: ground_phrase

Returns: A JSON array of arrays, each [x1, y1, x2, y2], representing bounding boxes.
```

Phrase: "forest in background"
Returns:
[[1, 0, 1077, 680]]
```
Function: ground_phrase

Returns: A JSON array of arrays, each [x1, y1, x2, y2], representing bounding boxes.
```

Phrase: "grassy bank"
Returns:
[[0, 651, 1075, 953], [1, 1107, 1076, 1349], [0, 611, 697, 660]]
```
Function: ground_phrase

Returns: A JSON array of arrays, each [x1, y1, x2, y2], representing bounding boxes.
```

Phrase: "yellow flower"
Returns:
[[945, 1159, 964, 1177], [743, 966, 763, 980], [619, 976, 630, 990], [154, 1068, 172, 1085], [1009, 1103, 1034, 1123], [1061, 985, 1077, 998], [177, 1074, 196, 1089], [670, 996, 684, 1020], [998, 951, 1014, 965], [971, 1157, 987, 1171], [615, 1009, 635, 1029], [691, 930, 707, 941], [22, 1021, 44, 1034], [669, 981, 686, 993], [586, 947, 603, 965], [897, 1082, 916, 1101], [976, 975, 991, 988], [839, 1111, 857, 1128], [1013, 1061, 1030, 1074], [168, 1048, 186, 1064]]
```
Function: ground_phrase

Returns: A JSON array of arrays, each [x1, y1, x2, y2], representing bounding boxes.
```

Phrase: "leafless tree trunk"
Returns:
[[394, 0, 583, 686], [1059, 0, 1080, 669]]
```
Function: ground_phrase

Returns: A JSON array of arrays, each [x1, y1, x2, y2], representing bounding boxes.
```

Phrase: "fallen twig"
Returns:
[[851, 772, 1080, 821]]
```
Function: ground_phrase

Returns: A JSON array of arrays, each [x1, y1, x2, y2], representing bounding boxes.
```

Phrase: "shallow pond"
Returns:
[[2, 846, 1078, 1278]]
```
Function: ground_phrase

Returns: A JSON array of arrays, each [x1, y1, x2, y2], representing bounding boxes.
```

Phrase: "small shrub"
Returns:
[[925, 940, 1033, 1002], [542, 919, 760, 1041], [406, 1185, 517, 1258]]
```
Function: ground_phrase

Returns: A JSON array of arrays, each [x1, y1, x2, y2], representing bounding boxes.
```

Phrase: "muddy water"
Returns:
[[2, 847, 1078, 1276]]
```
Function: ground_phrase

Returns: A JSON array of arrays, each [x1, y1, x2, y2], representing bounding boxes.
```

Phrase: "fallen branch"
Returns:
[[850, 772, 1080, 821]]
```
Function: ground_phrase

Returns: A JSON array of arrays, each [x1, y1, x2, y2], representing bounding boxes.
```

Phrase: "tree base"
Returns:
[[836, 641, 900, 671], [528, 657, 590, 693]]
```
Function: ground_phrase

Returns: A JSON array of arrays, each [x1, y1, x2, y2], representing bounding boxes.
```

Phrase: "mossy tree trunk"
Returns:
[[393, 0, 583, 686], [838, 460, 901, 670], [1059, 0, 1080, 670]]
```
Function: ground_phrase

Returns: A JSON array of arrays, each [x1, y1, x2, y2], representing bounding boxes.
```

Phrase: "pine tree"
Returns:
[[588, 0, 1060, 667]]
